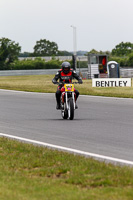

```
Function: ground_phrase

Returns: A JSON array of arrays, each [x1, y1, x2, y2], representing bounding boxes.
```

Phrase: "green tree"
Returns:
[[112, 42, 133, 56], [127, 53, 133, 66], [19, 52, 32, 57], [88, 49, 99, 54], [58, 50, 72, 56], [0, 38, 21, 68], [33, 39, 59, 56]]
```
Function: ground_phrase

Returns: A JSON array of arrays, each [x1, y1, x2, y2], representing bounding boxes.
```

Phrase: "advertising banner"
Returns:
[[92, 78, 131, 87]]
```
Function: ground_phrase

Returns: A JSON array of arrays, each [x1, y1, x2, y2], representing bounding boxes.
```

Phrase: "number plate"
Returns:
[[64, 84, 74, 92]]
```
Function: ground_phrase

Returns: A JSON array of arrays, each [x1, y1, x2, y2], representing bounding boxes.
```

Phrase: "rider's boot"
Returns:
[[56, 104, 60, 110], [56, 98, 61, 109], [75, 93, 79, 109], [75, 102, 78, 109], [56, 93, 61, 110], [56, 103, 61, 110]]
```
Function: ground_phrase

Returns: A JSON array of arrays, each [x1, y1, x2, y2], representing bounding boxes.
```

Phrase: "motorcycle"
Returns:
[[57, 82, 79, 120]]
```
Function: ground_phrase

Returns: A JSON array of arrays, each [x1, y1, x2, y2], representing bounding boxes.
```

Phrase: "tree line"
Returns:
[[0, 37, 133, 70]]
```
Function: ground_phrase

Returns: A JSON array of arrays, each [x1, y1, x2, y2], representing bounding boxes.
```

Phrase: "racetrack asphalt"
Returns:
[[0, 89, 133, 165]]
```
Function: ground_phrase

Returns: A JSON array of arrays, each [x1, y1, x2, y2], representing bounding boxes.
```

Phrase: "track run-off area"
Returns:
[[0, 89, 133, 166]]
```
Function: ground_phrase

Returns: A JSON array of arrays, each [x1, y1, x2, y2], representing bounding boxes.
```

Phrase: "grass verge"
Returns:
[[1, 137, 133, 200], [0, 75, 133, 98]]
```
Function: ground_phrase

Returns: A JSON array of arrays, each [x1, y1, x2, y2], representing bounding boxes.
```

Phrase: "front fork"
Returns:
[[65, 92, 75, 110]]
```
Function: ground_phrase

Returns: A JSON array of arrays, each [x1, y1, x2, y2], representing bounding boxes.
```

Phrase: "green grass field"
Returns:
[[1, 138, 133, 200], [0, 74, 133, 199], [0, 74, 133, 98]]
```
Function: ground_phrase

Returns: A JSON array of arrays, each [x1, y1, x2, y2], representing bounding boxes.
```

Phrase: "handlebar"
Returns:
[[55, 82, 63, 86], [72, 82, 79, 84], [56, 82, 79, 85]]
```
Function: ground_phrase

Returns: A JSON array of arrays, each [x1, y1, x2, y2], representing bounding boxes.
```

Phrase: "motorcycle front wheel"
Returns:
[[68, 98, 74, 120]]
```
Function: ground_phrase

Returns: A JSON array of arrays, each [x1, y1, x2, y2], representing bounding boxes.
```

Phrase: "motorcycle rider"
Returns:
[[52, 61, 83, 109]]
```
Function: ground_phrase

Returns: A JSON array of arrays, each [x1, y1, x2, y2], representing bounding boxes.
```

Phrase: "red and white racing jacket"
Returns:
[[52, 69, 82, 84]]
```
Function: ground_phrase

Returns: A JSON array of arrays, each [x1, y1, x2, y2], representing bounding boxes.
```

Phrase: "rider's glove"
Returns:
[[59, 82, 64, 87], [78, 79, 83, 84], [52, 79, 57, 84]]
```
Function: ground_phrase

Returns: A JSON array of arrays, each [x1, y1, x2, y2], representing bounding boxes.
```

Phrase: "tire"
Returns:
[[68, 98, 74, 120], [61, 103, 68, 119]]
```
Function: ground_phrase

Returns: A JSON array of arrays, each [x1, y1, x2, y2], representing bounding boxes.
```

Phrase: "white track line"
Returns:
[[0, 133, 133, 166]]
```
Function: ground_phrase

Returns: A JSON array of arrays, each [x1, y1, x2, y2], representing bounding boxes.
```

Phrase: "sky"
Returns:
[[0, 0, 133, 53]]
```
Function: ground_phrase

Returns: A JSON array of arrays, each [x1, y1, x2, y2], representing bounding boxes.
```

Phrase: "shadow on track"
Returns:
[[38, 118, 98, 121]]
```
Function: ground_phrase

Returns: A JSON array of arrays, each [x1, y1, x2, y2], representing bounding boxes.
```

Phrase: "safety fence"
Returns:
[[0, 67, 133, 78], [19, 56, 88, 62], [120, 68, 133, 78]]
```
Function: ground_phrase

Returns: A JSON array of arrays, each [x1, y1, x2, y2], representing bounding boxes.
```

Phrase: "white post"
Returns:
[[71, 25, 77, 56], [71, 25, 77, 69]]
